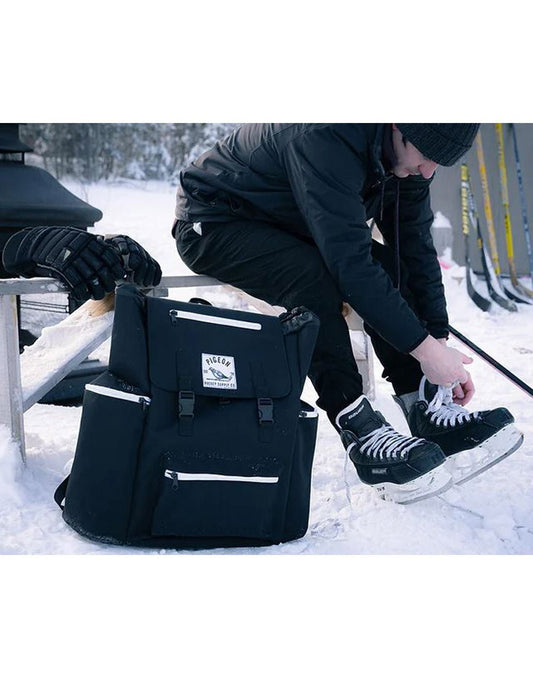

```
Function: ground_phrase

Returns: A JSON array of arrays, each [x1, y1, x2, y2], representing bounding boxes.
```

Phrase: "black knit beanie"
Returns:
[[395, 123, 480, 166]]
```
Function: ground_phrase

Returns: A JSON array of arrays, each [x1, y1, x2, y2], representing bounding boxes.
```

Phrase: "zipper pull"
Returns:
[[170, 471, 179, 490], [169, 310, 178, 325], [139, 397, 150, 412]]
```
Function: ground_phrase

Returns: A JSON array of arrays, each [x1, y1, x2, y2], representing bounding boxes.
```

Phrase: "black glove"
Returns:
[[105, 234, 162, 287], [2, 226, 127, 302]]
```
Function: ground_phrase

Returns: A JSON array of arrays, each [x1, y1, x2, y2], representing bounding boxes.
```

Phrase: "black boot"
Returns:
[[336, 396, 452, 504], [406, 377, 524, 485]]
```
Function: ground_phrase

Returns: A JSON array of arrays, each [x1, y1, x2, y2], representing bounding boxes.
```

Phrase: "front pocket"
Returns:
[[63, 378, 150, 543], [164, 470, 279, 484], [152, 456, 281, 540], [147, 297, 292, 400], [282, 402, 318, 541]]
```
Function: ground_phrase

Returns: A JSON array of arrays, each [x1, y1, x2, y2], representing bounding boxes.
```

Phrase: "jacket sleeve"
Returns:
[[280, 125, 429, 354], [377, 175, 449, 340]]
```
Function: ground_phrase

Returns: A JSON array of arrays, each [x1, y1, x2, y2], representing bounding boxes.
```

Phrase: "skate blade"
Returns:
[[446, 424, 524, 486], [373, 465, 454, 505]]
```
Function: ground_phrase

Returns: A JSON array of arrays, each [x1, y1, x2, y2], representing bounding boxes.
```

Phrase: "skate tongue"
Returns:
[[336, 396, 387, 436], [419, 376, 439, 404]]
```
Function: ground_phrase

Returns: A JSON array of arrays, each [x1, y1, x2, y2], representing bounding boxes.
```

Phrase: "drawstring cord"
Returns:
[[343, 452, 353, 510], [394, 178, 401, 289], [378, 176, 402, 289]]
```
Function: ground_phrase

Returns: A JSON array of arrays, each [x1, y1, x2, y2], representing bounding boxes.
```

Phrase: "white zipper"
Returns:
[[164, 469, 279, 484], [85, 384, 151, 406], [169, 309, 262, 331], [299, 408, 318, 418]]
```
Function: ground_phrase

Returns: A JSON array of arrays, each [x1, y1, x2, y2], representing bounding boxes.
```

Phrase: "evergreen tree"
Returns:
[[21, 123, 238, 182]]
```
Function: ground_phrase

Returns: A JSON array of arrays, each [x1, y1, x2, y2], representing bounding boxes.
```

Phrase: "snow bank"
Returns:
[[2, 182, 532, 555], [0, 426, 24, 508], [21, 304, 114, 404]]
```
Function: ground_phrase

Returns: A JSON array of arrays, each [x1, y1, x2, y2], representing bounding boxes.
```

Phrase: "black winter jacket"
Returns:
[[174, 123, 448, 354]]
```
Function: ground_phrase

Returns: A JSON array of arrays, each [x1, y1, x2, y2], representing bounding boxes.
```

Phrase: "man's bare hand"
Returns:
[[411, 335, 474, 390], [436, 337, 476, 404], [451, 374, 475, 406]]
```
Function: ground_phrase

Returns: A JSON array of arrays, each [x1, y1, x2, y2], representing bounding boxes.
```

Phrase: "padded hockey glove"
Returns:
[[104, 234, 162, 287], [1, 226, 127, 302]]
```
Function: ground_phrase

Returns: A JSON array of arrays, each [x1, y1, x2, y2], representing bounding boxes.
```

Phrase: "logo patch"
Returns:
[[202, 353, 237, 390]]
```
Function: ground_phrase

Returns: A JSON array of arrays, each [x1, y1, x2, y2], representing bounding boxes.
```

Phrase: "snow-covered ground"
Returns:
[[1, 180, 533, 555]]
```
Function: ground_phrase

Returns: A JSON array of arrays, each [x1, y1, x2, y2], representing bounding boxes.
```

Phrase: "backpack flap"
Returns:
[[146, 297, 292, 400]]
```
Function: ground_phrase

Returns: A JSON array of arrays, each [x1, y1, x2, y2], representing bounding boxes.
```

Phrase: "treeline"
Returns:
[[21, 123, 238, 182]]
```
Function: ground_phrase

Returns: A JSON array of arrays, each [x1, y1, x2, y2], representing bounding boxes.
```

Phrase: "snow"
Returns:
[[21, 301, 114, 404], [431, 210, 453, 229], [2, 179, 533, 555]]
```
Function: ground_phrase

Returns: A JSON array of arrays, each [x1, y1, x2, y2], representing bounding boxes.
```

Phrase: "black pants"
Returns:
[[175, 219, 423, 423]]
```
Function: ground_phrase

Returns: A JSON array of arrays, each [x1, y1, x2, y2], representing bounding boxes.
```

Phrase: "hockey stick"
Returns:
[[448, 325, 533, 399], [475, 132, 525, 307], [460, 164, 491, 311], [467, 172, 517, 312], [509, 123, 533, 285], [495, 123, 533, 301]]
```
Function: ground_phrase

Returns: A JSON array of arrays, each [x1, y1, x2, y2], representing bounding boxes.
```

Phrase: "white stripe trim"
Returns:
[[170, 309, 262, 331], [299, 408, 319, 418], [335, 395, 366, 429], [85, 384, 151, 405], [164, 470, 278, 484]]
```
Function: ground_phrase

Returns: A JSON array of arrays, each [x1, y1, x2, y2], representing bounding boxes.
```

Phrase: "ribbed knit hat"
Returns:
[[395, 123, 480, 166]]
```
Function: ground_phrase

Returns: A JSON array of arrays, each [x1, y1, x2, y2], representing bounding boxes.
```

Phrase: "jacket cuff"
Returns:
[[402, 329, 430, 355], [429, 329, 449, 341]]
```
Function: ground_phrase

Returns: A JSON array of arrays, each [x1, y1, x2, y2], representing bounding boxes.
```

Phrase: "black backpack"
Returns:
[[55, 284, 320, 549]]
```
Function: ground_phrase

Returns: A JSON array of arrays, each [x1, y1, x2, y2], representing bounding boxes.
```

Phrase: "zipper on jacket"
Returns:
[[85, 384, 151, 407], [164, 469, 279, 485]]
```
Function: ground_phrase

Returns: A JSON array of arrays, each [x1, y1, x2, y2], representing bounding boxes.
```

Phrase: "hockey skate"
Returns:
[[403, 377, 524, 486], [336, 396, 452, 504]]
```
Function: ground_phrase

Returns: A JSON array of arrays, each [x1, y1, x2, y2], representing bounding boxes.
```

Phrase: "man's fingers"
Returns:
[[454, 372, 475, 406], [453, 383, 465, 399]]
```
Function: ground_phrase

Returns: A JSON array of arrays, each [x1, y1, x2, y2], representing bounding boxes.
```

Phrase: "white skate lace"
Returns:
[[420, 377, 480, 428], [359, 425, 425, 461]]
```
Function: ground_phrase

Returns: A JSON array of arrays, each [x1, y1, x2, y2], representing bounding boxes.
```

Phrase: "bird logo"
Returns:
[[208, 367, 234, 381], [202, 353, 237, 389]]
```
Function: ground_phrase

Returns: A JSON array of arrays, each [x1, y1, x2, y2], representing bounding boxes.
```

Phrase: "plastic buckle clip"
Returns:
[[257, 397, 274, 425], [178, 390, 195, 418]]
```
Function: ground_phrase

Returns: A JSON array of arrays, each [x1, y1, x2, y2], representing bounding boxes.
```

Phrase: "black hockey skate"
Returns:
[[336, 396, 452, 504], [405, 377, 524, 486]]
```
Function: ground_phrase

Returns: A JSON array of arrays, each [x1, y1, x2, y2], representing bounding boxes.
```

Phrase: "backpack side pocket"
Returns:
[[281, 401, 318, 541], [63, 378, 150, 544]]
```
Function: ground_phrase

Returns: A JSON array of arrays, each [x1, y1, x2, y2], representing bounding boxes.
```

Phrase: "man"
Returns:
[[173, 123, 523, 504]]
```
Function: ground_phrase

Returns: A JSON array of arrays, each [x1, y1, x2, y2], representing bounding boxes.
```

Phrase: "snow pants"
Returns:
[[175, 219, 424, 423]]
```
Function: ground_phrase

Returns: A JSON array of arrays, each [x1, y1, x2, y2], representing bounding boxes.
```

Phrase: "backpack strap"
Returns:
[[251, 360, 274, 442], [54, 476, 70, 510], [178, 376, 195, 436]]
